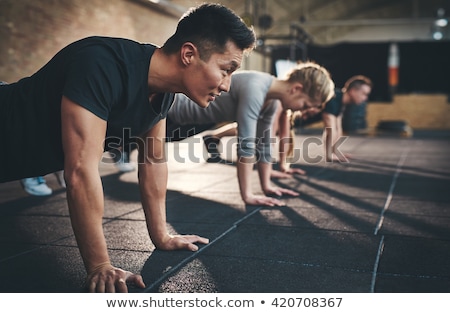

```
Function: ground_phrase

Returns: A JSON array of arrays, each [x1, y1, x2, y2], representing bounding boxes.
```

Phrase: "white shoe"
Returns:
[[111, 151, 136, 173], [20, 177, 52, 196], [115, 160, 136, 173]]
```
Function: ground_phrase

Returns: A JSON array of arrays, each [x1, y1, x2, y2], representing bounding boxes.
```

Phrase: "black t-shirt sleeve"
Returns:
[[62, 47, 123, 121], [322, 90, 344, 117], [323, 98, 341, 116]]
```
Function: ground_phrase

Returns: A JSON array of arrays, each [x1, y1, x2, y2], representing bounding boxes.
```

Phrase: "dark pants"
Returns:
[[165, 116, 214, 142]]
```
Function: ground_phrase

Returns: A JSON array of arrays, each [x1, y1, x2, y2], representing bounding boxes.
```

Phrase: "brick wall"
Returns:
[[0, 0, 177, 82], [367, 94, 450, 129], [306, 94, 450, 130]]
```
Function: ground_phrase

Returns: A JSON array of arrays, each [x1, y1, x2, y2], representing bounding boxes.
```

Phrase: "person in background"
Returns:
[[276, 75, 372, 173], [0, 3, 256, 292], [109, 146, 136, 173], [20, 171, 66, 196], [321, 75, 372, 161], [20, 176, 53, 196]]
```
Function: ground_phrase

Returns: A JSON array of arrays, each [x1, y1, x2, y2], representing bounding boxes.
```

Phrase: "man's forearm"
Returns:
[[323, 124, 343, 160], [330, 123, 343, 154], [138, 162, 169, 248], [66, 169, 110, 274]]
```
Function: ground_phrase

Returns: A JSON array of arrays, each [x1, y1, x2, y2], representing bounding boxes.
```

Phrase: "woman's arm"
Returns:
[[237, 156, 287, 206], [277, 109, 291, 172]]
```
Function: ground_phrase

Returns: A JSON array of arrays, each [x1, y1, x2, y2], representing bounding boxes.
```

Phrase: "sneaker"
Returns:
[[20, 177, 52, 196], [203, 135, 221, 153], [207, 155, 224, 163], [203, 135, 223, 163], [203, 135, 223, 160], [115, 160, 136, 172], [111, 151, 136, 173]]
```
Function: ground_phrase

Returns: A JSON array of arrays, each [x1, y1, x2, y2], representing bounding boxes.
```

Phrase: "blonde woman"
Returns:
[[167, 62, 335, 207]]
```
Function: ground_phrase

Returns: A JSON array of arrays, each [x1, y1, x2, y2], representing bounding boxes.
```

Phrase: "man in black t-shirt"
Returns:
[[321, 75, 372, 161], [0, 3, 255, 292]]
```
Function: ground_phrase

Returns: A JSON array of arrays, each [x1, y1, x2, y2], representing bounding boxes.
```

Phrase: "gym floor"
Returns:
[[0, 129, 449, 293]]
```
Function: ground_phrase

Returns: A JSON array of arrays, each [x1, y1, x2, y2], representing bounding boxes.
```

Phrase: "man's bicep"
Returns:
[[61, 96, 107, 166]]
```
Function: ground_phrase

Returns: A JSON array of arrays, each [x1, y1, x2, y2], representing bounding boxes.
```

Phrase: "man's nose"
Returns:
[[219, 75, 232, 93]]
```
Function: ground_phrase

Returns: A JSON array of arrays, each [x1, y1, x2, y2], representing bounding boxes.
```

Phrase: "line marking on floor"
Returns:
[[370, 147, 409, 292], [142, 206, 264, 292], [370, 235, 385, 293], [374, 149, 409, 236]]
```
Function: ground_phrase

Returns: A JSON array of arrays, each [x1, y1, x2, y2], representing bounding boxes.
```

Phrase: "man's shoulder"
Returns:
[[62, 36, 155, 57]]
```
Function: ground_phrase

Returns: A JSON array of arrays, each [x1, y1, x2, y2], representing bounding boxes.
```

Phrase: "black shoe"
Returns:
[[203, 135, 221, 154], [207, 154, 224, 163]]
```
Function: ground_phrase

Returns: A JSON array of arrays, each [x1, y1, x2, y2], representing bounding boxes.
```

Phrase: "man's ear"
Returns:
[[180, 42, 197, 66]]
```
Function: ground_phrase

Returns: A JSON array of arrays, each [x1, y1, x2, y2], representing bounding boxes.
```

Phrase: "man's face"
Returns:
[[183, 41, 243, 108], [348, 85, 371, 105]]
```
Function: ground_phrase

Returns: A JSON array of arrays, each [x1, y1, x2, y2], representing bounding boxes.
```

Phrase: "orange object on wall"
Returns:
[[388, 43, 399, 88], [388, 67, 399, 86]]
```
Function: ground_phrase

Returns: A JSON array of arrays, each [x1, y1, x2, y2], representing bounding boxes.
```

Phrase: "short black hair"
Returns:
[[343, 75, 373, 92], [162, 3, 256, 60]]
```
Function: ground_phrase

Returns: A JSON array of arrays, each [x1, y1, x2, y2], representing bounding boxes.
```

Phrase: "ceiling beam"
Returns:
[[129, 0, 186, 18], [297, 17, 435, 27]]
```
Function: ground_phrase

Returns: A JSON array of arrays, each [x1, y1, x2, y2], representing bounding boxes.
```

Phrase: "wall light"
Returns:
[[435, 8, 448, 27], [432, 31, 443, 40], [432, 8, 447, 40]]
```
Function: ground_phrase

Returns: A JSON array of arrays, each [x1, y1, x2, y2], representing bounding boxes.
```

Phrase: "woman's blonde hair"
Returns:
[[285, 61, 335, 108], [280, 62, 335, 161]]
